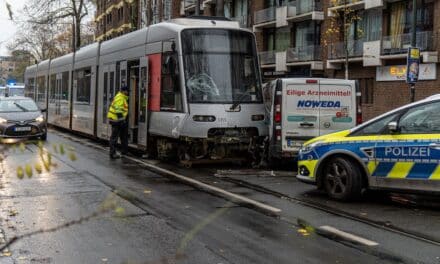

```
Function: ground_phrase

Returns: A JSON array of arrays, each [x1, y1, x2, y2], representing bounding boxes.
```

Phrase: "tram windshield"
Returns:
[[182, 29, 262, 104]]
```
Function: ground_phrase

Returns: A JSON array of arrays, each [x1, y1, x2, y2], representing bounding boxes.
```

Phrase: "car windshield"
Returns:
[[181, 29, 262, 104], [0, 99, 39, 112]]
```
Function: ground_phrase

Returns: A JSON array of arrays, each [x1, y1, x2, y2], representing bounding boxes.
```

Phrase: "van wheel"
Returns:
[[323, 157, 362, 201]]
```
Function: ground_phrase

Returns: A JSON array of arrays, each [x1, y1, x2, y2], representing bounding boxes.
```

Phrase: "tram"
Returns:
[[24, 17, 268, 164]]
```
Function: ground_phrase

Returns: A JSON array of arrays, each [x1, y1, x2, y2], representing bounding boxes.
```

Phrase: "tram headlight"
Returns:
[[193, 115, 216, 122]]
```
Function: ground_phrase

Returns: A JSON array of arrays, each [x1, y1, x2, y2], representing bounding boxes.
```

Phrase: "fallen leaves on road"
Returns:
[[143, 190, 152, 194], [1, 250, 11, 257], [16, 166, 24, 179]]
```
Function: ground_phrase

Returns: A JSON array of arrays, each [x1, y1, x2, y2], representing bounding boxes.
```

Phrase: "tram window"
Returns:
[[160, 52, 182, 112], [110, 72, 115, 97], [49, 74, 56, 102], [140, 66, 147, 122], [26, 78, 36, 98], [121, 69, 127, 88], [61, 71, 69, 101], [75, 68, 91, 104], [36, 76, 46, 102], [103, 72, 108, 123]]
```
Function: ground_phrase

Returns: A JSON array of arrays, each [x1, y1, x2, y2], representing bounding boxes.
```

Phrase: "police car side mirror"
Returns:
[[387, 121, 398, 133]]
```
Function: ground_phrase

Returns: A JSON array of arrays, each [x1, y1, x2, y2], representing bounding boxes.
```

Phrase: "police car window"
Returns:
[[350, 112, 400, 136], [399, 102, 440, 134]]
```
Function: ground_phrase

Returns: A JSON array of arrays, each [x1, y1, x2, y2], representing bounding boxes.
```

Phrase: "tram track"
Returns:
[[212, 174, 440, 247], [49, 128, 440, 248]]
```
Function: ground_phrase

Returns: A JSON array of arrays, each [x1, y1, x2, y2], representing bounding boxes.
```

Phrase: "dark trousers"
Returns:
[[109, 120, 128, 156]]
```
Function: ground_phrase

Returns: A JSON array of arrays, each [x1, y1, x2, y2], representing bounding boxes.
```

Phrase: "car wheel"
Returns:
[[323, 157, 362, 201]]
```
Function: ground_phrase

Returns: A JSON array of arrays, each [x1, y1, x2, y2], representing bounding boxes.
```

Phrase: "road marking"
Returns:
[[50, 130, 282, 216], [318, 225, 379, 246]]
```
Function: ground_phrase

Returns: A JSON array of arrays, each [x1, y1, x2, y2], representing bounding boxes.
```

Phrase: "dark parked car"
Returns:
[[0, 96, 47, 141]]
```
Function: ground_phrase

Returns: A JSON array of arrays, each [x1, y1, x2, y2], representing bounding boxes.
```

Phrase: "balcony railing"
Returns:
[[184, 0, 196, 8], [231, 15, 248, 28], [287, 45, 322, 62], [291, 0, 323, 15], [381, 31, 436, 55], [330, 0, 363, 7], [254, 6, 276, 25], [259, 51, 276, 65], [328, 39, 364, 59]]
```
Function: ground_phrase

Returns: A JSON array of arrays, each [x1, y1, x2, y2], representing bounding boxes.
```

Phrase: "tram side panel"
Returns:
[[36, 59, 51, 119], [47, 53, 74, 130], [72, 43, 100, 137]]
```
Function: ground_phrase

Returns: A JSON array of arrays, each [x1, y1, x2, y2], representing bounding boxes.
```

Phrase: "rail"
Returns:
[[381, 31, 436, 55], [254, 6, 276, 24], [287, 45, 322, 62], [259, 51, 276, 65], [328, 39, 363, 59]]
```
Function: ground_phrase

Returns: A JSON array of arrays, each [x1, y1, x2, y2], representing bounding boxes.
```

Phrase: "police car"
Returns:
[[297, 94, 440, 201]]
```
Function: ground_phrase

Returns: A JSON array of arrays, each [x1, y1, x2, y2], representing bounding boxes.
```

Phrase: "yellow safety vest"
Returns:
[[107, 92, 128, 121]]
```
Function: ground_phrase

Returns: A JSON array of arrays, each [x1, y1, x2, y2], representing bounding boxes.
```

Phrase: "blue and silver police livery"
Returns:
[[297, 94, 440, 201]]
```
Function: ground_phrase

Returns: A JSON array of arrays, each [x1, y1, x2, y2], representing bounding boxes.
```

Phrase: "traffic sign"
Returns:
[[406, 47, 420, 84]]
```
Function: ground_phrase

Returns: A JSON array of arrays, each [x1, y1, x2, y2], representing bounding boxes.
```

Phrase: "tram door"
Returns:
[[55, 74, 62, 115], [101, 64, 116, 139], [138, 57, 149, 149], [127, 60, 140, 145]]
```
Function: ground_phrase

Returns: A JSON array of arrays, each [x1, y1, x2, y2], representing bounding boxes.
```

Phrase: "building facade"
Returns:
[[95, 0, 440, 121], [95, 0, 181, 41]]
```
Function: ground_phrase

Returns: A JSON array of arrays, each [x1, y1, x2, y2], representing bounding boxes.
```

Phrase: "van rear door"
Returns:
[[318, 79, 356, 136], [281, 79, 320, 153]]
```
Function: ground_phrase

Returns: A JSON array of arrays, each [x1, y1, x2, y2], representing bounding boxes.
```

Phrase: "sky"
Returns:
[[0, 0, 28, 56]]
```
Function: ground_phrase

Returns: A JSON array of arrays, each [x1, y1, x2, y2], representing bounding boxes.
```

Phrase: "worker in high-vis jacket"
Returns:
[[107, 86, 129, 159]]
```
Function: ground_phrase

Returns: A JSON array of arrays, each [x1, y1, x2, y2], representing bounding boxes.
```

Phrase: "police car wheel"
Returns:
[[323, 157, 362, 201]]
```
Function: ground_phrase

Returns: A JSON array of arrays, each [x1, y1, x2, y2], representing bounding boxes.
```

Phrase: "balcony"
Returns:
[[328, 39, 364, 60], [254, 6, 276, 26], [381, 31, 435, 55], [259, 51, 276, 67], [286, 45, 323, 70], [287, 0, 324, 22], [183, 0, 203, 11], [259, 46, 324, 71], [231, 15, 248, 28], [287, 45, 321, 62]]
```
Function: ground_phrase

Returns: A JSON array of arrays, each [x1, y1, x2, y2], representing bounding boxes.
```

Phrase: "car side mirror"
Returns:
[[387, 121, 398, 133]]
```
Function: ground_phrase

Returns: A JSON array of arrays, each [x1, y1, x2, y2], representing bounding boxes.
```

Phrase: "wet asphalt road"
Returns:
[[0, 130, 439, 264]]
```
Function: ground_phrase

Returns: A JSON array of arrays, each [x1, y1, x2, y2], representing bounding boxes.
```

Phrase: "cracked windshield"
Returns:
[[0, 0, 439, 263]]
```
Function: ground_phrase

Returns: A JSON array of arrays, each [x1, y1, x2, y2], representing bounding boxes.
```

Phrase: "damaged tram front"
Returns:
[[149, 20, 268, 165]]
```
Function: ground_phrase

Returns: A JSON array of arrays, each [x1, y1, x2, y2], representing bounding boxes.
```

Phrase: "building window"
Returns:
[[266, 26, 291, 52], [118, 7, 123, 21], [388, 0, 433, 36], [359, 78, 374, 105], [162, 0, 171, 21], [106, 13, 112, 24]]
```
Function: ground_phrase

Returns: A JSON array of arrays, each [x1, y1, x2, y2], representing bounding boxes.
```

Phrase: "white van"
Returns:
[[263, 78, 360, 162]]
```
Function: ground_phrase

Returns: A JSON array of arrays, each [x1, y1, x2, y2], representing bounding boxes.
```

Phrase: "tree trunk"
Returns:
[[216, 0, 224, 17], [75, 16, 81, 49], [195, 0, 201, 15]]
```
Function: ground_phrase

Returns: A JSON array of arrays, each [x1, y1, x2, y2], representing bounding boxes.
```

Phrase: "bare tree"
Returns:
[[22, 0, 94, 50], [7, 23, 65, 61]]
